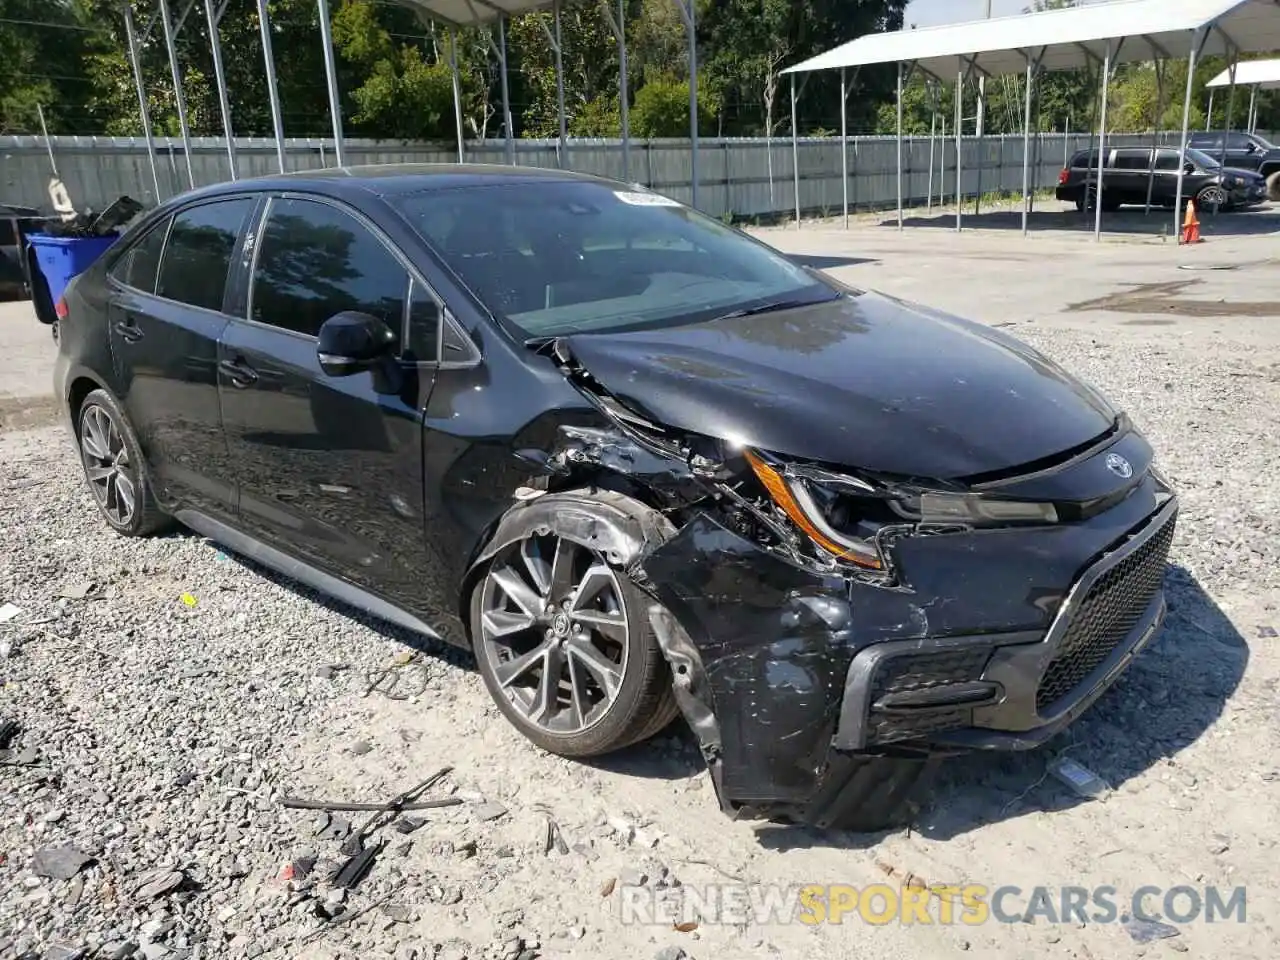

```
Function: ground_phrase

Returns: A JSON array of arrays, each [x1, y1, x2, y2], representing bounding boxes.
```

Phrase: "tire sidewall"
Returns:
[[76, 388, 152, 537], [470, 530, 662, 757]]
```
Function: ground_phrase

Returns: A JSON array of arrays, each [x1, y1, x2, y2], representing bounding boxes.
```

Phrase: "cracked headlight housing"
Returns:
[[744, 450, 887, 569]]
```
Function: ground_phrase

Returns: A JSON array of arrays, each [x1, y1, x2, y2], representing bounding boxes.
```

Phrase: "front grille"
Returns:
[[1036, 511, 1176, 713], [871, 647, 992, 699], [867, 708, 971, 745], [866, 647, 992, 744]]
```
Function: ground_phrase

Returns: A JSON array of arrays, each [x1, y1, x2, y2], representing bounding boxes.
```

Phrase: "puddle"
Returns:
[[1067, 279, 1280, 318]]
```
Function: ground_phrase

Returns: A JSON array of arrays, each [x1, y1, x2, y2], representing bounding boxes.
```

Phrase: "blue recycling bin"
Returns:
[[26, 231, 120, 307]]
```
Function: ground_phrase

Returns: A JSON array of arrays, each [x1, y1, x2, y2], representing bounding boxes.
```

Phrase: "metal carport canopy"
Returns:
[[391, 0, 551, 26], [1208, 57, 1280, 87], [779, 0, 1280, 245], [781, 0, 1280, 81]]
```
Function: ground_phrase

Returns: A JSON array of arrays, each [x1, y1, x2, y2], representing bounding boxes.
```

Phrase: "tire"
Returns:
[[1196, 185, 1229, 210], [1266, 170, 1280, 202], [470, 505, 680, 758], [75, 388, 172, 537]]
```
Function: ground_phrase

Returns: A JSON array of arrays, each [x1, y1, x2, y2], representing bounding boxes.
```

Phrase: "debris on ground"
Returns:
[[55, 581, 95, 601], [1122, 917, 1182, 943], [31, 845, 94, 881], [1048, 756, 1112, 800], [0, 601, 21, 622]]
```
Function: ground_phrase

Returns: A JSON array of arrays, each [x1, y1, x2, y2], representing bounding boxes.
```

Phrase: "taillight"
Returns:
[[55, 297, 68, 319], [1058, 168, 1070, 185]]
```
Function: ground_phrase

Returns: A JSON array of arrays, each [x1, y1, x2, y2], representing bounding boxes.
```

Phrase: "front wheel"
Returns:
[[1196, 185, 1229, 210], [471, 519, 679, 757]]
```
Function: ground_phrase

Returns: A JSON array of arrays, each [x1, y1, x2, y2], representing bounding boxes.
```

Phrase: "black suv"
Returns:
[[1056, 145, 1266, 211], [1187, 130, 1280, 196], [49, 166, 1177, 831]]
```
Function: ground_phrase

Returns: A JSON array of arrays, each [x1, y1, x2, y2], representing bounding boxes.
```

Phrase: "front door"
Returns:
[[218, 195, 440, 614], [106, 198, 255, 519]]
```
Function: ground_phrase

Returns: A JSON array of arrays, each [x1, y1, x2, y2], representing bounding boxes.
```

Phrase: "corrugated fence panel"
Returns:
[[4, 132, 1274, 222]]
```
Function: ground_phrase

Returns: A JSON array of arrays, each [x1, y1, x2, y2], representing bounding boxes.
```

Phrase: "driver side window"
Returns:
[[249, 197, 408, 349]]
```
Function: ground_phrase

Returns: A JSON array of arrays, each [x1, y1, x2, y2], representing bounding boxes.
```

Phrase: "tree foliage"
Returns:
[[0, 0, 1273, 145]]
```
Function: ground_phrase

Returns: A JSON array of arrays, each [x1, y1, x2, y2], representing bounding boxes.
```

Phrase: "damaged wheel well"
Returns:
[[456, 487, 678, 647]]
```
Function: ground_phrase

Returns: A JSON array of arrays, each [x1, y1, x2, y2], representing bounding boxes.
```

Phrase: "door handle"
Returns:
[[113, 318, 143, 343], [219, 357, 259, 388]]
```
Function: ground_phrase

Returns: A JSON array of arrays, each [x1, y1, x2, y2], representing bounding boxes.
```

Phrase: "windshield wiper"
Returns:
[[713, 294, 838, 323]]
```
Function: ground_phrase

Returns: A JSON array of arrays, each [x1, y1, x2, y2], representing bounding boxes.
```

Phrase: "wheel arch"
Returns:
[[457, 488, 677, 647]]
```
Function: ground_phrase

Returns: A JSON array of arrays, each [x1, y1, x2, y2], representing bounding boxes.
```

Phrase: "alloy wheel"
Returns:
[[79, 403, 137, 527], [1200, 186, 1227, 208], [478, 533, 630, 735]]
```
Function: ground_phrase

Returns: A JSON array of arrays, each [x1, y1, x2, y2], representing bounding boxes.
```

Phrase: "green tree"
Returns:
[[0, 0, 102, 133], [631, 75, 716, 137]]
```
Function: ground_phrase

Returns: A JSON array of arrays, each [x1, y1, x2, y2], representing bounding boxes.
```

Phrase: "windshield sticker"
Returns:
[[614, 190, 681, 207]]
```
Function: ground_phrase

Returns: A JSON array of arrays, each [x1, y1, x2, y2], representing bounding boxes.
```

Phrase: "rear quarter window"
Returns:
[[109, 217, 171, 294]]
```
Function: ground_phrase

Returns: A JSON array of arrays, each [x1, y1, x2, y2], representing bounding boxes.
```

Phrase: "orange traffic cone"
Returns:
[[1182, 198, 1201, 244]]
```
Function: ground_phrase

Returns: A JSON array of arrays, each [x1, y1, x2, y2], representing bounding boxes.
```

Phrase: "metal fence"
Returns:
[[3, 131, 1273, 222]]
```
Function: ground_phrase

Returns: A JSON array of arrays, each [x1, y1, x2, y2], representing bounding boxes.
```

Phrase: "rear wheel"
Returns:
[[76, 389, 171, 537], [471, 518, 678, 757]]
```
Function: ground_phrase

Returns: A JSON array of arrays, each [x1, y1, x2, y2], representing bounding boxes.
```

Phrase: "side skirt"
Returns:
[[174, 509, 446, 643]]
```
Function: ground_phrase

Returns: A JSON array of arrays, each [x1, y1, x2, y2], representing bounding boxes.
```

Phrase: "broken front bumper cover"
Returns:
[[642, 485, 1178, 829]]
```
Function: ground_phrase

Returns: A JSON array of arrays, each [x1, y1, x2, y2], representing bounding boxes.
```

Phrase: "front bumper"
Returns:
[[641, 441, 1177, 826]]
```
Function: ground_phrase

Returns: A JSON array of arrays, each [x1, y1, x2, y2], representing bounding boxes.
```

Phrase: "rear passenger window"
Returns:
[[1114, 152, 1152, 170], [156, 199, 253, 311], [250, 197, 409, 344], [111, 218, 170, 293]]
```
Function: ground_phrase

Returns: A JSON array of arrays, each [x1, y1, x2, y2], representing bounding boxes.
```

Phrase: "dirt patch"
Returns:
[[1068, 279, 1280, 317], [0, 394, 61, 433]]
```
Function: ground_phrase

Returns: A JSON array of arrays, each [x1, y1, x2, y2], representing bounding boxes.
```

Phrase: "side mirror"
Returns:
[[1184, 162, 1197, 174], [317, 311, 397, 377]]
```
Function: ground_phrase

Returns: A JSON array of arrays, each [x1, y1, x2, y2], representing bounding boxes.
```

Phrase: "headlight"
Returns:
[[744, 450, 885, 569]]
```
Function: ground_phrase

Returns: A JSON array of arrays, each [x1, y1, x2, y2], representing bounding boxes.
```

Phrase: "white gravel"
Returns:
[[2, 232, 1280, 960]]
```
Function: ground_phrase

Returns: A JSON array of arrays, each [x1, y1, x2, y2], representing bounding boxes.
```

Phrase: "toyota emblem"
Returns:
[[1105, 453, 1134, 479]]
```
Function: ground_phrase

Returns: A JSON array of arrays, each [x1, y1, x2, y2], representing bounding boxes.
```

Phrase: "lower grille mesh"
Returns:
[[1035, 511, 1176, 713]]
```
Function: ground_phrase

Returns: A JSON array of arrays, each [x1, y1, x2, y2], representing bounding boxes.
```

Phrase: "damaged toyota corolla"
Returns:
[[55, 166, 1177, 831]]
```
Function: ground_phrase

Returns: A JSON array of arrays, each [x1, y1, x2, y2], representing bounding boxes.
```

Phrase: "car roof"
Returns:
[[177, 163, 623, 206]]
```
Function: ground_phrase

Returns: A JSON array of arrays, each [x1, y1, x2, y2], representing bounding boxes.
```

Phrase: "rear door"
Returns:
[[218, 193, 440, 611], [1110, 148, 1153, 203], [106, 197, 256, 519], [1225, 132, 1262, 170]]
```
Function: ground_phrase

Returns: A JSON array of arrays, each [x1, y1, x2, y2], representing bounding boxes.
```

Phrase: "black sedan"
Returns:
[[49, 165, 1177, 830]]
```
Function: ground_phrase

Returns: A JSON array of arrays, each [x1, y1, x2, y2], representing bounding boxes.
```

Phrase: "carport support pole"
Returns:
[[955, 70, 963, 233], [205, 0, 237, 179], [555, 1, 567, 167], [1093, 39, 1112, 242], [927, 88, 936, 215], [791, 72, 800, 228], [1217, 57, 1238, 214], [158, 0, 195, 189], [498, 19, 515, 165], [1206, 89, 1215, 131], [448, 28, 464, 163], [841, 67, 849, 229], [896, 61, 904, 231], [1175, 29, 1207, 242], [123, 5, 162, 203], [257, 0, 288, 173], [1247, 84, 1258, 134], [601, 0, 631, 178], [317, 0, 347, 168], [1021, 55, 1034, 237]]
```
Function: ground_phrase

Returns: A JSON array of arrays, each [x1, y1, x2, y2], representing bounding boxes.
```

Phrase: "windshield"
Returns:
[[399, 181, 836, 338], [1184, 147, 1222, 169]]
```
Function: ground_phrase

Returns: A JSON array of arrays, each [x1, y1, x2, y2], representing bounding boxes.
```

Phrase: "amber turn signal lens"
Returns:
[[744, 450, 882, 569]]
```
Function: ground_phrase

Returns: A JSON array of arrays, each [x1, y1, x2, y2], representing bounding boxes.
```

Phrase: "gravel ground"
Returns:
[[2, 229, 1279, 960]]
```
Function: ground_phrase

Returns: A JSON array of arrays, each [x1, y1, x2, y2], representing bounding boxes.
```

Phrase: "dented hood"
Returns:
[[563, 291, 1117, 480]]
